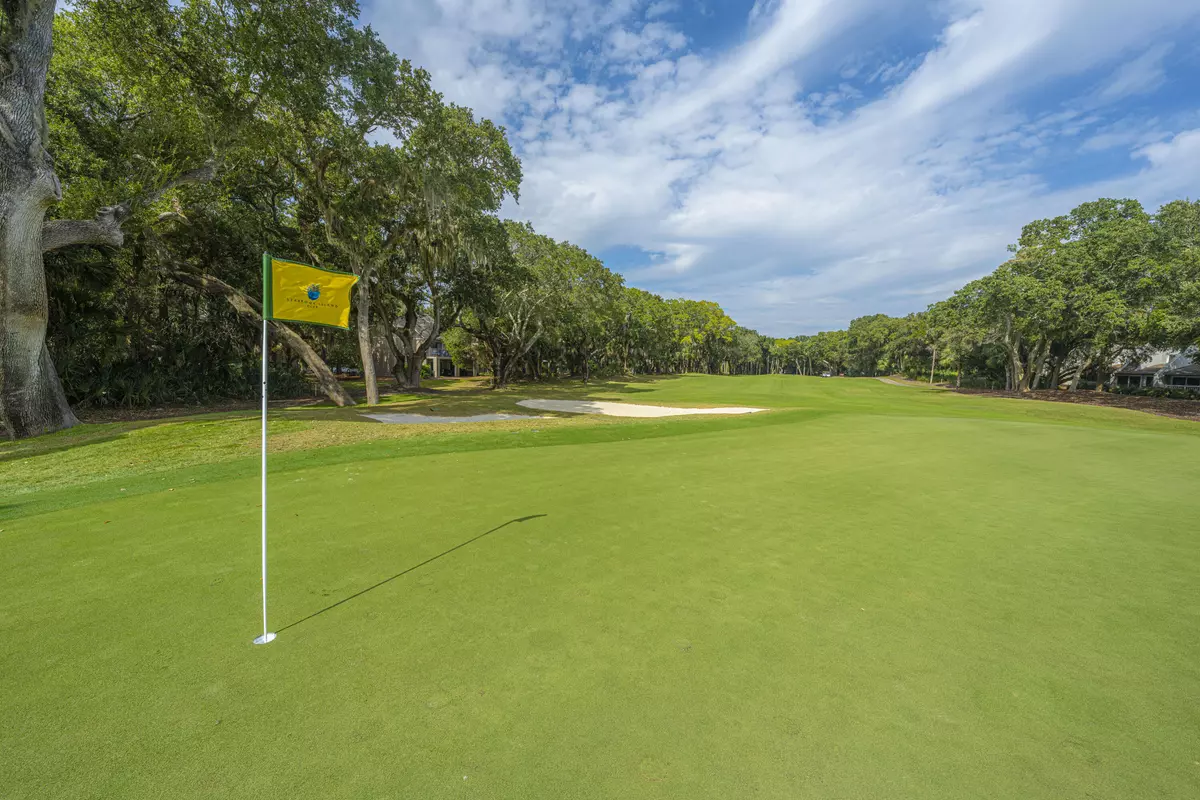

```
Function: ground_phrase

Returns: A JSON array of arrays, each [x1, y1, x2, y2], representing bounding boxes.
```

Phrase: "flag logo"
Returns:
[[306, 283, 321, 300]]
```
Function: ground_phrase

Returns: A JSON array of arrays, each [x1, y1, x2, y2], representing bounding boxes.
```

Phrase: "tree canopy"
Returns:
[[769, 198, 1200, 391]]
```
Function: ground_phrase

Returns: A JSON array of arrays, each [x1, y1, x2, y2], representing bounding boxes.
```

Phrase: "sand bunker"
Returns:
[[363, 412, 540, 425], [516, 399, 766, 417]]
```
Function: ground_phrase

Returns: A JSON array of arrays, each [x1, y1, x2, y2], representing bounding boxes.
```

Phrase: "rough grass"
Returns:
[[2, 376, 1199, 799]]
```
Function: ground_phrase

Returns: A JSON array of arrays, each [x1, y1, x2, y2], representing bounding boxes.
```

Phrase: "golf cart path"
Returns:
[[517, 399, 766, 417], [877, 376, 944, 388]]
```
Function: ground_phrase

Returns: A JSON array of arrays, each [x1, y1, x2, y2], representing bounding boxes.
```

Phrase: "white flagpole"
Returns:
[[255, 314, 276, 644]]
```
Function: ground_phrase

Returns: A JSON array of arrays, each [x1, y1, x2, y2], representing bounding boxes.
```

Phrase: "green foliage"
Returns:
[[1109, 385, 1199, 399], [44, 243, 310, 407], [42, 0, 524, 406], [808, 196, 1200, 391], [459, 222, 766, 385], [440, 325, 487, 371], [847, 314, 908, 376], [1147, 199, 1200, 348]]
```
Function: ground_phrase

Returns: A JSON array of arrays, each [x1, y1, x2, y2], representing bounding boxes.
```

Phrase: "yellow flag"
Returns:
[[263, 254, 358, 330]]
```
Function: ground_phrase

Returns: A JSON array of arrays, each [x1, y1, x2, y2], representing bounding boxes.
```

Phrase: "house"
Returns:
[[372, 316, 476, 379], [425, 336, 475, 378], [1112, 349, 1200, 391]]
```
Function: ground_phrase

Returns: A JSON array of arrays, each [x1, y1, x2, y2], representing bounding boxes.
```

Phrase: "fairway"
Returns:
[[3, 376, 1200, 799]]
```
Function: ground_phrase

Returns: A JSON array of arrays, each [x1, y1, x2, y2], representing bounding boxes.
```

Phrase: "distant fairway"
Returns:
[[3, 376, 1199, 799]]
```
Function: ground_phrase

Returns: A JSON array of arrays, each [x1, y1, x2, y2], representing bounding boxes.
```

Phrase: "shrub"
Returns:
[[1109, 385, 1200, 400]]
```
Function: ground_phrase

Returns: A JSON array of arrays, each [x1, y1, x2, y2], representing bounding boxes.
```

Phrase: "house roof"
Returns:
[[1113, 365, 1164, 376], [1115, 348, 1198, 376]]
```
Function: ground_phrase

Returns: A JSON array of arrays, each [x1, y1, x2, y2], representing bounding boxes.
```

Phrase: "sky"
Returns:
[[362, 0, 1200, 336]]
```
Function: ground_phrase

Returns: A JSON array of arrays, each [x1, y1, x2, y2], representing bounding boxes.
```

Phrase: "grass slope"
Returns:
[[2, 376, 1198, 799]]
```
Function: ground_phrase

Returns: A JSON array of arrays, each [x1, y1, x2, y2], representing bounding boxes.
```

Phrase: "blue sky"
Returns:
[[364, 0, 1200, 335]]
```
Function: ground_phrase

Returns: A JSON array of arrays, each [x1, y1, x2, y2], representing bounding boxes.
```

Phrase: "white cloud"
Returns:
[[364, 0, 1200, 334], [1135, 128, 1200, 169], [645, 1, 677, 19], [604, 22, 687, 64], [1079, 122, 1168, 153], [1097, 43, 1173, 101]]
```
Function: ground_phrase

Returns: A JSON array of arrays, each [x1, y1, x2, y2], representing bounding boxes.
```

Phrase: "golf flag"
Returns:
[[263, 254, 359, 330], [255, 253, 358, 646]]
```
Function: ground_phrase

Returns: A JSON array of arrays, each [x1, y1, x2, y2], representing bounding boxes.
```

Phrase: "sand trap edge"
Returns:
[[362, 412, 543, 425], [516, 399, 766, 418]]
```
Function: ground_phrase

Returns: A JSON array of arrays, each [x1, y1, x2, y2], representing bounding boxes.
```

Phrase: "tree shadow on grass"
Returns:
[[0, 423, 152, 464], [277, 514, 547, 633], [0, 411, 263, 464]]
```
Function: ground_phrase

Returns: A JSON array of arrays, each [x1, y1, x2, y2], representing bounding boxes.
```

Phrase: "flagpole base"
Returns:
[[253, 632, 277, 645]]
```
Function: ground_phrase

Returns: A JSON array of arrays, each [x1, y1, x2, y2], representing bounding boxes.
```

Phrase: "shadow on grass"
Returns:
[[0, 432, 125, 464], [277, 514, 547, 633], [0, 410, 273, 464], [0, 421, 162, 464]]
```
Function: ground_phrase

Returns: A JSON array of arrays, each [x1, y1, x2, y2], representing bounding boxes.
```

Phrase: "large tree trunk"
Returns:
[[1017, 338, 1045, 393], [1068, 353, 1092, 391], [379, 326, 410, 391], [354, 277, 378, 404], [1090, 345, 1113, 393], [391, 299, 428, 391], [0, 0, 79, 440], [393, 327, 422, 391], [1007, 344, 1026, 392], [1027, 339, 1051, 391], [0, 184, 78, 439], [1047, 355, 1063, 391], [396, 353, 422, 390], [491, 351, 504, 388], [492, 346, 516, 389]]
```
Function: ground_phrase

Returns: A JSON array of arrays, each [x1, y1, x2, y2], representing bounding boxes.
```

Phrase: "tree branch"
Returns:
[[41, 160, 217, 253]]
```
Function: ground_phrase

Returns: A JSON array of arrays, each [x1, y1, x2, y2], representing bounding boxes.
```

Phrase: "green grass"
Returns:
[[3, 376, 1199, 798]]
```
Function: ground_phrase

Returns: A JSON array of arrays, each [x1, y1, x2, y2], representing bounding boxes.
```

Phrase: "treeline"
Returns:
[[445, 222, 773, 387], [771, 198, 1200, 390], [449, 197, 1200, 393]]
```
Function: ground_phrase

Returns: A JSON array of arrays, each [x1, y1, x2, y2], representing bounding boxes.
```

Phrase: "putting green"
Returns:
[[2, 376, 1199, 799]]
